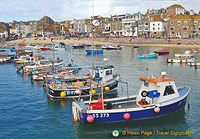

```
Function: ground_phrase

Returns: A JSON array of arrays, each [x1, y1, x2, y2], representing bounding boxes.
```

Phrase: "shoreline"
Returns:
[[6, 38, 200, 49]]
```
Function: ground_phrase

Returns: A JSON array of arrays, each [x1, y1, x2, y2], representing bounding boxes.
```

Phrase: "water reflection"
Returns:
[[73, 109, 187, 139]]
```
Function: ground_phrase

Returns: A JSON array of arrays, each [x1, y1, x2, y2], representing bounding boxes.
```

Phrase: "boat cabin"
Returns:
[[137, 72, 179, 106], [91, 65, 114, 84], [175, 54, 194, 59]]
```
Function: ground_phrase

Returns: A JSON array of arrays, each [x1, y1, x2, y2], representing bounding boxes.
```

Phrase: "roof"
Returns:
[[191, 15, 200, 19], [169, 15, 193, 20], [51, 24, 60, 28], [167, 4, 184, 9], [145, 14, 165, 22], [139, 76, 173, 85], [64, 26, 70, 31]]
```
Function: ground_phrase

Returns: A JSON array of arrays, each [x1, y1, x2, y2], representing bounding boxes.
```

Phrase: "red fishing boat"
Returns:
[[154, 49, 169, 55]]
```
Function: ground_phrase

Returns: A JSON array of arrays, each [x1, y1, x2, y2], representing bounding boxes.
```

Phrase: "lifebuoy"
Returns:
[[141, 91, 148, 97]]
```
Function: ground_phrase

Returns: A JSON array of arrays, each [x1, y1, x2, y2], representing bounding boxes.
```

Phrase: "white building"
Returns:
[[146, 15, 167, 37], [122, 12, 145, 37]]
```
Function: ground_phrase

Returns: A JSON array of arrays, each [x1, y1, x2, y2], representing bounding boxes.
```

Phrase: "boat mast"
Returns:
[[89, 0, 95, 104]]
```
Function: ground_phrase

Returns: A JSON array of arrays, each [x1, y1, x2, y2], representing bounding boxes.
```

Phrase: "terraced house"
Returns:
[[110, 14, 125, 37], [167, 15, 193, 38], [122, 12, 145, 37], [145, 14, 167, 38]]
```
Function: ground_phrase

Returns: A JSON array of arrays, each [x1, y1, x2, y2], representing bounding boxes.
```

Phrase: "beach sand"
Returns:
[[7, 37, 200, 48]]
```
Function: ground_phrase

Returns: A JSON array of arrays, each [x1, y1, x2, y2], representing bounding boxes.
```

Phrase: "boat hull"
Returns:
[[47, 80, 118, 98], [79, 95, 188, 123], [137, 54, 157, 59], [86, 49, 103, 54]]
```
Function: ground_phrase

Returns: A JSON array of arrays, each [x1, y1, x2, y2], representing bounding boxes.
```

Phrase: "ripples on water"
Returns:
[[0, 46, 200, 138]]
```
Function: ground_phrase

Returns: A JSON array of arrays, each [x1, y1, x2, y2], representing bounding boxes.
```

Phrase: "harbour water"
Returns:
[[0, 46, 200, 138]]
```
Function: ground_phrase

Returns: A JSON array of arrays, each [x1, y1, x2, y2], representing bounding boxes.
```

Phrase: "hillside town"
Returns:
[[0, 4, 200, 41]]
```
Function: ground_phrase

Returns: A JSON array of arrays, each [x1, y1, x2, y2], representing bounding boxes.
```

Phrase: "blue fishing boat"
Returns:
[[137, 53, 158, 59], [86, 49, 103, 54], [72, 72, 190, 123]]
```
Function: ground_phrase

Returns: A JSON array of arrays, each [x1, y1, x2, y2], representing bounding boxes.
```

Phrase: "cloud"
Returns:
[[0, 0, 199, 22]]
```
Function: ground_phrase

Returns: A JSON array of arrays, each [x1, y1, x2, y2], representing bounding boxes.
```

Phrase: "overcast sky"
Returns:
[[0, 0, 199, 22]]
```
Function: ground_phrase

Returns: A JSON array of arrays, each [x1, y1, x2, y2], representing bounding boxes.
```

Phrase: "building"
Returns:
[[37, 16, 54, 36], [110, 14, 125, 36], [73, 19, 89, 35], [60, 20, 72, 36], [167, 15, 193, 38], [122, 12, 146, 37], [145, 14, 167, 38], [0, 22, 9, 39], [192, 15, 200, 37], [28, 21, 38, 37]]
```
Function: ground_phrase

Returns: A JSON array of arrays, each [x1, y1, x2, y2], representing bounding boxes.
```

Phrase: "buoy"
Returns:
[[62, 81, 66, 84], [87, 115, 94, 123], [98, 98, 102, 104], [75, 89, 81, 95], [49, 81, 53, 84], [123, 113, 130, 120], [105, 87, 110, 91], [24, 68, 26, 72], [154, 107, 160, 113], [60, 91, 66, 98], [92, 90, 96, 94]]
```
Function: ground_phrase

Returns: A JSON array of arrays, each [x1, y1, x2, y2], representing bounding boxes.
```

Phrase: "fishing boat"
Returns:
[[85, 49, 103, 54], [72, 72, 190, 123], [154, 49, 169, 55], [46, 64, 120, 98], [167, 54, 195, 63], [73, 44, 85, 49], [53, 42, 67, 50], [137, 53, 158, 59], [102, 44, 122, 50], [0, 57, 12, 63]]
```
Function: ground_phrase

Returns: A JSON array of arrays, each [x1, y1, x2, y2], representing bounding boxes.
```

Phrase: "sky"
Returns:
[[0, 0, 199, 22]]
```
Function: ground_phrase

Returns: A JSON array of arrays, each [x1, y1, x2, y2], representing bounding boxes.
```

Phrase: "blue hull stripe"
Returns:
[[79, 95, 188, 123]]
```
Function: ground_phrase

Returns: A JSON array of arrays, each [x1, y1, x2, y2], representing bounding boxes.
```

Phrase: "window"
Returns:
[[170, 21, 174, 25], [199, 26, 200, 31], [177, 21, 181, 25], [145, 22, 148, 25], [153, 24, 155, 26], [158, 27, 160, 30], [176, 32, 181, 36], [158, 23, 160, 26], [184, 21, 187, 24], [183, 26, 188, 30], [194, 21, 198, 25], [170, 26, 174, 30], [163, 85, 175, 96], [144, 81, 149, 87], [153, 27, 155, 30], [106, 70, 112, 75]]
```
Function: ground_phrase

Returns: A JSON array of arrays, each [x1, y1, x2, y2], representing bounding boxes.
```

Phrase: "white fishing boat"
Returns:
[[167, 54, 195, 63], [102, 44, 122, 50]]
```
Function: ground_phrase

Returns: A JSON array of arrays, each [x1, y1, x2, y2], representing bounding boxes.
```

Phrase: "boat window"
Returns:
[[144, 81, 149, 87], [106, 70, 112, 75], [163, 85, 175, 96]]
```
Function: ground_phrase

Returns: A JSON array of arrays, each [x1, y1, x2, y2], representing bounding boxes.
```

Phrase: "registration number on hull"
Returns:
[[92, 113, 109, 118]]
